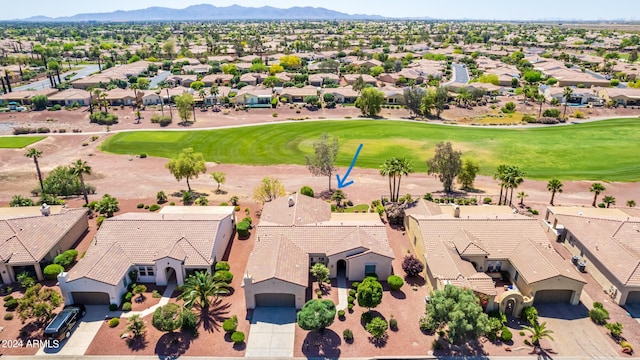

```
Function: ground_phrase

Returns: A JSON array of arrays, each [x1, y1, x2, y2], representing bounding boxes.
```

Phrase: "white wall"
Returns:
[[242, 276, 306, 309], [346, 253, 393, 281], [58, 272, 127, 306], [155, 257, 185, 286], [211, 214, 235, 263]]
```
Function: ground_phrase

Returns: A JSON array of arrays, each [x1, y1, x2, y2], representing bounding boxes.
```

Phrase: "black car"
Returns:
[[43, 304, 86, 341]]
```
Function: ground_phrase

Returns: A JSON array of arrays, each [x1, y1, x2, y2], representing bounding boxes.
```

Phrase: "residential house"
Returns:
[[326, 86, 359, 104], [243, 194, 394, 309], [540, 86, 602, 105], [233, 87, 272, 108], [166, 75, 198, 88], [202, 74, 233, 87], [183, 64, 212, 75], [544, 206, 640, 305], [309, 73, 340, 87], [0, 206, 88, 284], [378, 68, 425, 86], [48, 89, 91, 107], [173, 58, 200, 66], [239, 73, 263, 86], [105, 88, 136, 106], [279, 86, 318, 103], [341, 74, 378, 87], [71, 61, 152, 89], [0, 89, 58, 106], [380, 85, 405, 104], [597, 87, 640, 106], [141, 91, 162, 106], [405, 201, 586, 317], [58, 206, 236, 306]]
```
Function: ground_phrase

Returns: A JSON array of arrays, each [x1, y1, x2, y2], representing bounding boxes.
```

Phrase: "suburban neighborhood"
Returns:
[[1, 2, 640, 359]]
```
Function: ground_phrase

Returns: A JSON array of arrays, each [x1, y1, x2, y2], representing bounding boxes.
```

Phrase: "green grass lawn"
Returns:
[[100, 118, 640, 181], [0, 136, 46, 149], [342, 204, 371, 213]]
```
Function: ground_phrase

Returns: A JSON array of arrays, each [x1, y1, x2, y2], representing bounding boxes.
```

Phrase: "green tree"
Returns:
[[380, 157, 414, 203], [547, 179, 563, 206], [253, 176, 286, 203], [152, 303, 182, 333], [70, 159, 92, 205], [305, 133, 339, 191], [210, 171, 226, 193], [355, 87, 385, 117], [17, 284, 62, 325], [136, 77, 150, 90], [357, 277, 383, 311], [434, 86, 449, 118], [32, 95, 48, 111], [24, 148, 44, 192], [403, 86, 425, 117], [175, 93, 195, 124], [427, 142, 462, 193], [177, 271, 230, 310], [331, 189, 346, 207], [457, 158, 479, 190], [562, 87, 573, 120], [424, 285, 489, 343], [503, 165, 525, 206], [366, 317, 388, 341], [522, 321, 554, 349], [42, 165, 82, 197], [517, 191, 528, 206], [189, 81, 205, 91], [603, 195, 616, 208], [310, 263, 330, 288], [165, 148, 207, 192], [590, 182, 606, 207], [352, 76, 366, 94], [297, 299, 336, 332], [370, 66, 385, 77], [94, 194, 120, 217], [263, 75, 279, 88], [126, 314, 147, 338]]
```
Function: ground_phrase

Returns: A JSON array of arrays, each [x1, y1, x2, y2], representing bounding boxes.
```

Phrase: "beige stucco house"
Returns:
[[545, 206, 640, 305], [58, 206, 235, 306], [0, 206, 88, 284], [405, 201, 585, 317], [243, 194, 394, 309]]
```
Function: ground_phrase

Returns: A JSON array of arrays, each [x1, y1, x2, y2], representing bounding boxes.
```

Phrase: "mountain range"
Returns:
[[19, 4, 387, 22]]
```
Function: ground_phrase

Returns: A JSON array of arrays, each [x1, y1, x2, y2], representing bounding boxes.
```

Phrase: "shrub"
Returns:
[[17, 272, 35, 289], [4, 313, 13, 320], [343, 328, 354, 342], [501, 327, 513, 342], [543, 108, 561, 118], [215, 270, 233, 284], [621, 340, 633, 352], [109, 304, 118, 311], [237, 220, 250, 237], [89, 112, 119, 125], [389, 317, 398, 331], [351, 281, 360, 290], [156, 191, 167, 204], [338, 310, 345, 319], [573, 110, 585, 119], [124, 292, 133, 302], [272, 112, 278, 117], [522, 114, 537, 123], [366, 316, 388, 340], [122, 302, 132, 311], [501, 101, 516, 113], [97, 216, 105, 228], [43, 264, 65, 279], [347, 295, 355, 304], [215, 261, 231, 271], [4, 298, 18, 310], [54, 249, 79, 268], [231, 331, 245, 344], [519, 331, 525, 336], [348, 289, 356, 297], [589, 307, 610, 325], [347, 303, 354, 311], [605, 322, 623, 338], [419, 315, 437, 333], [150, 114, 172, 127], [300, 186, 314, 198], [109, 318, 120, 327], [182, 191, 194, 204], [402, 254, 424, 277], [223, 315, 238, 333], [136, 203, 144, 208], [149, 204, 160, 212], [139, 153, 147, 158], [152, 290, 161, 298], [387, 275, 404, 291], [522, 306, 538, 325], [361, 312, 373, 324], [3, 295, 13, 301], [181, 308, 198, 330]]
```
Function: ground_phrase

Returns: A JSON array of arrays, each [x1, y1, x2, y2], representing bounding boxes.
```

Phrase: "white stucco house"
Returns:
[[58, 206, 235, 306], [243, 194, 394, 309]]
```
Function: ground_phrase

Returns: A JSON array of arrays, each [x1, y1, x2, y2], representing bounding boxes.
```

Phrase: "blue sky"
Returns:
[[4, 0, 639, 20]]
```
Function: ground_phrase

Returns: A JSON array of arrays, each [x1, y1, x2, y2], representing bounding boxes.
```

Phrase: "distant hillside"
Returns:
[[19, 4, 387, 22]]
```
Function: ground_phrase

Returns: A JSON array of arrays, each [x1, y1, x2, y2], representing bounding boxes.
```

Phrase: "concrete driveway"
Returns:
[[36, 305, 107, 356], [245, 307, 296, 358], [536, 303, 617, 358]]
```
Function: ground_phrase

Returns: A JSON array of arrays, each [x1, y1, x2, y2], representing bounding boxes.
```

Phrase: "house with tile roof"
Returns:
[[243, 194, 394, 309], [0, 206, 88, 284], [545, 206, 640, 305], [58, 206, 235, 306], [405, 200, 585, 317]]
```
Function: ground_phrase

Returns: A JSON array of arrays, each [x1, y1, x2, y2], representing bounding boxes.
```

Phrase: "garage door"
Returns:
[[71, 292, 110, 305], [534, 290, 574, 304], [255, 293, 295, 307], [626, 291, 640, 304]]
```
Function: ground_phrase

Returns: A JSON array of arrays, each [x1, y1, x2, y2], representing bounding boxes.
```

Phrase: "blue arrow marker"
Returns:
[[336, 144, 363, 189]]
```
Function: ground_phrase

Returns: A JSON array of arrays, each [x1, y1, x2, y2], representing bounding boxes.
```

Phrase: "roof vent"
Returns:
[[40, 203, 50, 216], [288, 196, 295, 207], [453, 205, 460, 218]]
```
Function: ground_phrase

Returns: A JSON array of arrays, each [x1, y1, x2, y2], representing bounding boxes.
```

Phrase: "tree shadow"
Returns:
[[390, 290, 406, 299], [302, 329, 341, 358], [154, 331, 192, 357], [197, 298, 231, 332], [369, 333, 388, 348], [433, 337, 489, 357], [233, 341, 246, 351], [126, 336, 149, 351], [360, 310, 386, 329], [404, 274, 426, 287]]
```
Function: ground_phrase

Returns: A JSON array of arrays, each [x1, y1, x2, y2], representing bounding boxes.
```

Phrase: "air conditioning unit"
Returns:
[[577, 262, 586, 273]]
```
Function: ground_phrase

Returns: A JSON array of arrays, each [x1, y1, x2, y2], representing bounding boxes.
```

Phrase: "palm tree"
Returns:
[[562, 87, 573, 120], [380, 159, 395, 203], [177, 271, 230, 310], [494, 165, 508, 205], [503, 165, 525, 206], [546, 179, 563, 206], [522, 321, 554, 349], [627, 199, 636, 208], [25, 148, 44, 192], [392, 158, 414, 203], [70, 159, 92, 205], [331, 189, 346, 208], [603, 195, 616, 208], [517, 191, 528, 206], [380, 157, 414, 203], [590, 182, 606, 207], [536, 93, 546, 119]]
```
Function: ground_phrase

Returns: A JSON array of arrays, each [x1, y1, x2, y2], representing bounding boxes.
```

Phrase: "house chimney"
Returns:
[[288, 196, 295, 207], [40, 203, 50, 216]]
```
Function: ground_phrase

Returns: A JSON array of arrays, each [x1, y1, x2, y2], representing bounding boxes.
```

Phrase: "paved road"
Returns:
[[13, 65, 100, 92], [451, 63, 470, 84], [149, 70, 171, 89]]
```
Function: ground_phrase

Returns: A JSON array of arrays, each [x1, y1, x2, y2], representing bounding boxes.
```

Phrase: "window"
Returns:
[[147, 267, 154, 276], [495, 261, 503, 271], [514, 271, 519, 282], [137, 266, 147, 276], [364, 264, 376, 275]]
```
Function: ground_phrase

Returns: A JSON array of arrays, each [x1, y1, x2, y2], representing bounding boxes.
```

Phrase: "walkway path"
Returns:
[[336, 273, 348, 311], [120, 283, 175, 318]]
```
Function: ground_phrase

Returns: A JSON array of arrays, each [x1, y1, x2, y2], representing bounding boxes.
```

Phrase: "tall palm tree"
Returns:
[[506, 166, 525, 206], [536, 93, 546, 119], [590, 182, 606, 207], [177, 271, 230, 311], [25, 148, 44, 192], [380, 159, 395, 203], [517, 191, 528, 206], [380, 157, 414, 203], [393, 158, 414, 203], [562, 87, 573, 120], [70, 159, 92, 205], [546, 179, 563, 206], [522, 321, 554, 349], [494, 165, 508, 206], [603, 195, 616, 208]]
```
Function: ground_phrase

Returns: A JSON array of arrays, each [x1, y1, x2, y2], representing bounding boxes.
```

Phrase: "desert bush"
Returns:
[[387, 275, 404, 291], [237, 220, 250, 237], [501, 101, 516, 113], [109, 318, 120, 327], [300, 186, 314, 198], [156, 191, 167, 204], [522, 306, 538, 325], [389, 316, 398, 331], [180, 308, 197, 330], [150, 114, 172, 127], [215, 261, 230, 271], [522, 114, 537, 123], [4, 313, 13, 320], [43, 264, 65, 280], [589, 305, 610, 325], [215, 270, 233, 284], [348, 289, 356, 297], [231, 331, 245, 344], [361, 312, 373, 324], [347, 295, 355, 304], [89, 112, 119, 125], [338, 310, 345, 319], [343, 328, 354, 342], [54, 249, 79, 269], [223, 315, 238, 333], [122, 302, 132, 311], [4, 298, 18, 310], [605, 322, 623, 338], [136, 203, 144, 208], [543, 108, 561, 118], [149, 204, 160, 212], [152, 290, 161, 298], [3, 295, 13, 301], [501, 327, 513, 341], [351, 281, 360, 290], [402, 254, 424, 277]]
